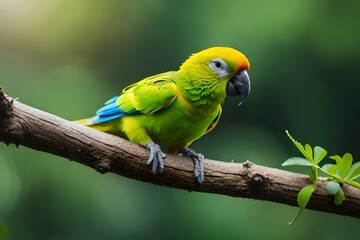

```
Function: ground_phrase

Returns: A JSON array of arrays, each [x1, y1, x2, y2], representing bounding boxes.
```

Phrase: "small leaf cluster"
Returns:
[[282, 130, 360, 224]]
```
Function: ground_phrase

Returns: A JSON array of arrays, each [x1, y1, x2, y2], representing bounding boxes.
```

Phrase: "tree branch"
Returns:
[[0, 87, 359, 218]]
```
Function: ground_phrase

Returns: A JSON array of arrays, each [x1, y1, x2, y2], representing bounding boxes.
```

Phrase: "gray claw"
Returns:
[[146, 142, 166, 174], [180, 148, 205, 183]]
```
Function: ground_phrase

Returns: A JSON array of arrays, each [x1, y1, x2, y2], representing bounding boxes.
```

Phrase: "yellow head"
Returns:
[[178, 47, 251, 106], [180, 47, 249, 74]]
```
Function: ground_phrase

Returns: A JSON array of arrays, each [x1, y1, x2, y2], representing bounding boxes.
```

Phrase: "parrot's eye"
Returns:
[[209, 58, 228, 78], [214, 61, 222, 68]]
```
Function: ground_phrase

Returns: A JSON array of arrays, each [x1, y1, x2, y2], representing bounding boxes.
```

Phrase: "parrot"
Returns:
[[74, 47, 250, 183]]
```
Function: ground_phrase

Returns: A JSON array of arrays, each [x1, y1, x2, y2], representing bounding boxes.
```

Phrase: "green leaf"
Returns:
[[344, 161, 360, 181], [326, 181, 340, 195], [313, 146, 327, 164], [297, 184, 316, 209], [281, 157, 314, 167], [289, 184, 316, 225], [330, 155, 343, 178], [285, 130, 309, 160], [342, 153, 353, 176], [334, 187, 345, 205], [329, 155, 342, 166], [330, 153, 353, 179], [321, 163, 340, 179], [288, 209, 303, 226], [305, 144, 313, 162], [322, 164, 337, 174]]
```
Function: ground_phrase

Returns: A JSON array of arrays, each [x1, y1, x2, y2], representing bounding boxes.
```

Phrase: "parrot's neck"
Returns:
[[176, 75, 226, 117]]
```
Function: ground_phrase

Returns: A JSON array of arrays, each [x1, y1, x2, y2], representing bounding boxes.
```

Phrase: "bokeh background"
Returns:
[[0, 0, 359, 239]]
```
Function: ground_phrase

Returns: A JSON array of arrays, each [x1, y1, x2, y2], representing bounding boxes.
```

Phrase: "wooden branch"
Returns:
[[0, 87, 359, 218]]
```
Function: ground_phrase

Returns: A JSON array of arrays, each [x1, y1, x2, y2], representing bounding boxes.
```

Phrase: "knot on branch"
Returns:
[[241, 161, 268, 191], [249, 174, 265, 189], [94, 159, 113, 174], [0, 87, 13, 119]]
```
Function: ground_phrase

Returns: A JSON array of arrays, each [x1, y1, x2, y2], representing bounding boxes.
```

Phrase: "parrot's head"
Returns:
[[179, 47, 250, 106]]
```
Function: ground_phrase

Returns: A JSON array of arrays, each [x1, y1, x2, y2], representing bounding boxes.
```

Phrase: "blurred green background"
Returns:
[[0, 0, 359, 239]]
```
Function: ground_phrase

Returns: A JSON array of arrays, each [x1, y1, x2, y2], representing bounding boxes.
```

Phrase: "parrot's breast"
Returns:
[[131, 98, 220, 152]]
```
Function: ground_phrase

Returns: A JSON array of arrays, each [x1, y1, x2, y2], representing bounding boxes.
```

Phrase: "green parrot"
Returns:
[[75, 47, 251, 183]]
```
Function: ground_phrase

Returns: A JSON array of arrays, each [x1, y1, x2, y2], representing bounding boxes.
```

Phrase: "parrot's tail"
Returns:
[[72, 118, 93, 126], [73, 117, 119, 133]]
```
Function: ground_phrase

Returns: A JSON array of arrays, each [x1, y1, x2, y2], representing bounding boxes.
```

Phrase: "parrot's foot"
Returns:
[[146, 142, 166, 174], [180, 148, 205, 183]]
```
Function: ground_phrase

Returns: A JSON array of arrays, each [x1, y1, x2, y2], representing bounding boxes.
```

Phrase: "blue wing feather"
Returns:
[[90, 95, 138, 124], [96, 102, 120, 116]]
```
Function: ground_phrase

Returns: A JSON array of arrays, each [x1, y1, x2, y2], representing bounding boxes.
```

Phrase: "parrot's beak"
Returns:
[[226, 69, 251, 106]]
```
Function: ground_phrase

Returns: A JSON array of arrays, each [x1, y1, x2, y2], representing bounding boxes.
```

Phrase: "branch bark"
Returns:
[[0, 87, 359, 218]]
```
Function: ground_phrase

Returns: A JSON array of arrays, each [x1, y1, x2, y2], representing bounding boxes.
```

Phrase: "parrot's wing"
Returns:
[[203, 107, 222, 135], [91, 72, 178, 124], [118, 72, 178, 114]]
